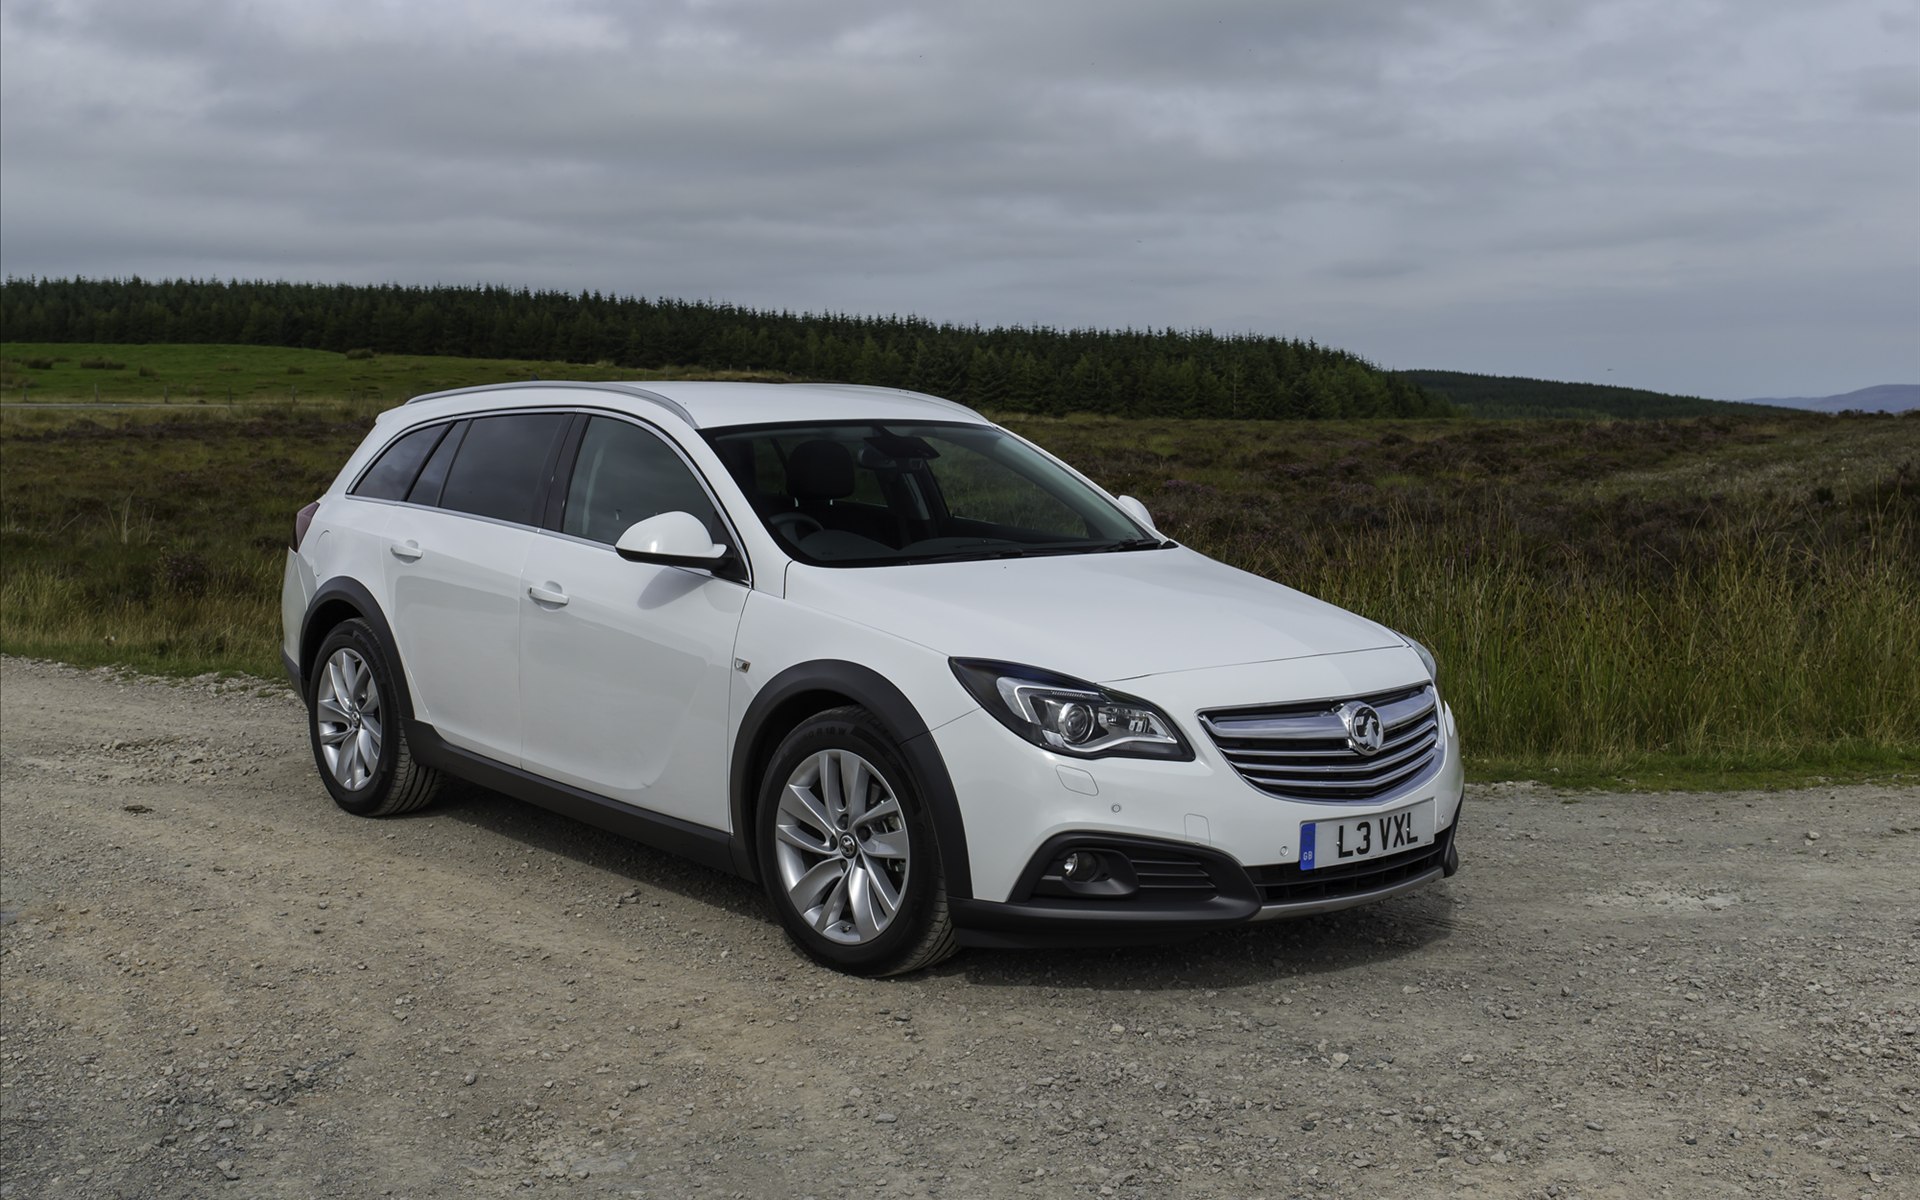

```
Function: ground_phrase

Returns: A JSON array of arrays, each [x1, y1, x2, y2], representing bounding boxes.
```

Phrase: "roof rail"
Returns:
[[806, 383, 986, 422], [403, 380, 696, 427]]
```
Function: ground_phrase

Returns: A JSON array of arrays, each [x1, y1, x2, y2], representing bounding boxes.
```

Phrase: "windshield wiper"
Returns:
[[952, 538, 1172, 560], [901, 543, 1030, 563], [897, 537, 1169, 564]]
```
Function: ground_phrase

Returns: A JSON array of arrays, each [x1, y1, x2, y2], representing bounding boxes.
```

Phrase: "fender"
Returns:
[[298, 577, 412, 718], [730, 661, 973, 900]]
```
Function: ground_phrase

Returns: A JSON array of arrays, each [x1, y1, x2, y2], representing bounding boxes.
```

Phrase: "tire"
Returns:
[[756, 706, 957, 977], [307, 618, 443, 818]]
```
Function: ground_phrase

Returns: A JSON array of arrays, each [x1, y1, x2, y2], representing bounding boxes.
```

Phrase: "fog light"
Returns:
[[1032, 846, 1139, 900]]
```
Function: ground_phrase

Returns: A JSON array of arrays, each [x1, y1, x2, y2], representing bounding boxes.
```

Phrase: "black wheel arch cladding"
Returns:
[[731, 660, 972, 900], [300, 578, 414, 718]]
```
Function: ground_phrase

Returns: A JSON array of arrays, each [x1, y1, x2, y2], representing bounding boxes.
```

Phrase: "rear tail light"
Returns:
[[292, 500, 320, 551]]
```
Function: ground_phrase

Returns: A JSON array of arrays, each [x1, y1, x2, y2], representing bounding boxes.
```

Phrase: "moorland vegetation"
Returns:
[[2, 387, 1912, 787]]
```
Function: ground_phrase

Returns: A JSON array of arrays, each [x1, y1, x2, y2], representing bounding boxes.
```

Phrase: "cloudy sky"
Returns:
[[2, 0, 1914, 399]]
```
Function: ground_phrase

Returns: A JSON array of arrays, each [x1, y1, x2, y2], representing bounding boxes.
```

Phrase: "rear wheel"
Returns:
[[308, 619, 442, 817], [757, 707, 956, 976]]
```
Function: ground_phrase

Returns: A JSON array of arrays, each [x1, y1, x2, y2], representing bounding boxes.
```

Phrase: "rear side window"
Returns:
[[351, 423, 447, 500], [438, 413, 571, 525], [562, 417, 725, 545], [407, 420, 466, 507]]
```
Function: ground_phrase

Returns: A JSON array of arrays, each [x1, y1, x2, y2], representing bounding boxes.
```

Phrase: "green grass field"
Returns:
[[0, 342, 791, 403], [3, 354, 1916, 790]]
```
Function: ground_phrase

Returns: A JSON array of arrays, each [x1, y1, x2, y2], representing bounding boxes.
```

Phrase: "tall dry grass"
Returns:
[[1230, 505, 1920, 762], [0, 559, 283, 677], [3, 403, 1916, 775]]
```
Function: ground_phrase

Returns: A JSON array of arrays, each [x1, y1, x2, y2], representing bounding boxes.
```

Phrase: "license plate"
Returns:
[[1300, 801, 1434, 870]]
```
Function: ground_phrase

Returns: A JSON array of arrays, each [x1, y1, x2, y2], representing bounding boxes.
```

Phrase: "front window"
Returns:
[[562, 416, 728, 546], [705, 421, 1161, 565]]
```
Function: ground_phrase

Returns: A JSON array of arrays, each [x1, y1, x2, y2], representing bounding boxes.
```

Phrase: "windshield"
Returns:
[[704, 421, 1164, 566]]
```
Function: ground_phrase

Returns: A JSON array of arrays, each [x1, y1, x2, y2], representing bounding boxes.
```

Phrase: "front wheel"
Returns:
[[307, 619, 442, 817], [757, 707, 956, 976]]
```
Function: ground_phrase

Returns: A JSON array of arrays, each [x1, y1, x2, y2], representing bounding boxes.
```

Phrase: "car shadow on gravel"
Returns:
[[420, 781, 768, 921], [940, 887, 1463, 991], [418, 781, 1462, 990]]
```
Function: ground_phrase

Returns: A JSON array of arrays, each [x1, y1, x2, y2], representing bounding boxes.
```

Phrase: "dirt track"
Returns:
[[1, 656, 1915, 1199]]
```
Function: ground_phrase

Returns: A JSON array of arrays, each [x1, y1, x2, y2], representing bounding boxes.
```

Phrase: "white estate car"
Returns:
[[282, 381, 1463, 975]]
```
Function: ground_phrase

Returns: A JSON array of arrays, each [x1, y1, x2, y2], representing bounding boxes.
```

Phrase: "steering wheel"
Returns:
[[770, 512, 824, 542]]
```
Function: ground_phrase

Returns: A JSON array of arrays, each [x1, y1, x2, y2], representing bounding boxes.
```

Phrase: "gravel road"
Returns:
[[2, 656, 1915, 1199]]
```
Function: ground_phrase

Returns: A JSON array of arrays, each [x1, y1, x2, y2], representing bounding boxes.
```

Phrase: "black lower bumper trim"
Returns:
[[950, 813, 1462, 949], [950, 893, 1262, 949]]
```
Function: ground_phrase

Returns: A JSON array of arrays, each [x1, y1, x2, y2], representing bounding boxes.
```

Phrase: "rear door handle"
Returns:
[[390, 540, 423, 562], [528, 584, 570, 607]]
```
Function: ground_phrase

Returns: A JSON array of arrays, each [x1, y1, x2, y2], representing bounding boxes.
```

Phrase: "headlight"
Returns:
[[1400, 635, 1439, 687], [950, 659, 1193, 761]]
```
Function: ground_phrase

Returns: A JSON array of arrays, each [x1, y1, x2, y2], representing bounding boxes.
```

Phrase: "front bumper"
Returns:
[[948, 813, 1461, 949], [931, 648, 1466, 904]]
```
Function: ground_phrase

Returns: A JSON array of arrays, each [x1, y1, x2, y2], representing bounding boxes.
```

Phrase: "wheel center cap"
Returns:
[[839, 833, 859, 857]]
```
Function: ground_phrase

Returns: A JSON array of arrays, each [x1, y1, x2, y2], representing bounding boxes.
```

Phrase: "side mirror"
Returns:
[[1115, 494, 1157, 532], [615, 511, 731, 571]]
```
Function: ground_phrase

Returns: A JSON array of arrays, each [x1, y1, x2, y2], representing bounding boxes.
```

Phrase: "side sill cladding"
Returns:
[[729, 661, 973, 900], [405, 722, 740, 878]]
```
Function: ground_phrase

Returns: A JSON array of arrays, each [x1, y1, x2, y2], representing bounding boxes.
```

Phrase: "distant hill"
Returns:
[[1744, 384, 1919, 414], [1399, 370, 1786, 420], [0, 276, 1451, 421]]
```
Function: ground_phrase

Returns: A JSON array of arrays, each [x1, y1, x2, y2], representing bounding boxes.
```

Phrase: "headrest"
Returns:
[[786, 439, 855, 502]]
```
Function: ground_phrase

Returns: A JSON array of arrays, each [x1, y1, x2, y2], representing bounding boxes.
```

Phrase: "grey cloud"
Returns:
[[2, 0, 1915, 398], [1855, 66, 1920, 115]]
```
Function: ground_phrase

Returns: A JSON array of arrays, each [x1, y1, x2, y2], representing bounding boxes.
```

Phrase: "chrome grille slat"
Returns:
[[1216, 716, 1439, 762], [1237, 746, 1436, 793], [1203, 712, 1345, 739], [1224, 729, 1438, 777], [1203, 687, 1434, 741], [1202, 684, 1442, 804]]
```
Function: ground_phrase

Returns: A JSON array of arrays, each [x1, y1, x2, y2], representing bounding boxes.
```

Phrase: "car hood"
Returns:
[[782, 546, 1405, 683]]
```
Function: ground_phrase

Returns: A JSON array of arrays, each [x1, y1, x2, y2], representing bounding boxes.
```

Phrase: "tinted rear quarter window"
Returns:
[[351, 423, 447, 500], [407, 420, 466, 507], [438, 413, 571, 525]]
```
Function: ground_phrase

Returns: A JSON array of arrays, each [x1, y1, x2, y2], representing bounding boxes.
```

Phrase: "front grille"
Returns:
[[1246, 828, 1450, 905], [1201, 684, 1442, 803]]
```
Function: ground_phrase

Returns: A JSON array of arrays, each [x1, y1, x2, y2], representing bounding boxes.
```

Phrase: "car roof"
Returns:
[[396, 380, 988, 431]]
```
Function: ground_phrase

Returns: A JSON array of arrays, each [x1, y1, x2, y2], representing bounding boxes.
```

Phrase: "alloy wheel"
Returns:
[[773, 748, 911, 945], [316, 647, 383, 791]]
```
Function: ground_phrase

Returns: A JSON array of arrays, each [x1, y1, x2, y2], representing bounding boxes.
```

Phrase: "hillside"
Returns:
[[0, 277, 1450, 421], [1400, 369, 1784, 419], [1746, 384, 1919, 414], [0, 342, 791, 405]]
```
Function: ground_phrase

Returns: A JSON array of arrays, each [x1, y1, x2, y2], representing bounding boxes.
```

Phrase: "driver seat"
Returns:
[[785, 439, 856, 525]]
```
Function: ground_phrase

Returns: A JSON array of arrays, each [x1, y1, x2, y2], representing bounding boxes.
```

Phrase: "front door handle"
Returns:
[[528, 584, 570, 607], [390, 540, 423, 562]]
